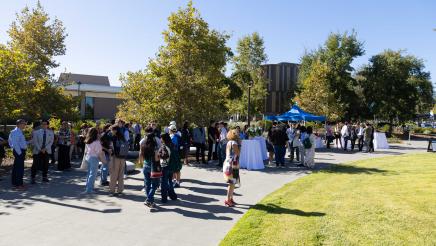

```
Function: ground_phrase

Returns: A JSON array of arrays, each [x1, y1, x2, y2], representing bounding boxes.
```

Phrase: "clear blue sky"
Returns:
[[1, 0, 435, 87]]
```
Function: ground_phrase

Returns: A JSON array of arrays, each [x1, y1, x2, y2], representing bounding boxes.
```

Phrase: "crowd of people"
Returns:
[[2, 117, 379, 209]]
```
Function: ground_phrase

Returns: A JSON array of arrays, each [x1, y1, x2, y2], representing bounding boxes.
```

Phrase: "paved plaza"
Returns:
[[0, 141, 428, 246]]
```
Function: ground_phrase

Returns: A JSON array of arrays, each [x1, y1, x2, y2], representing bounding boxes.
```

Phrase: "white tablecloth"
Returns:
[[253, 136, 268, 160], [240, 140, 265, 170], [374, 132, 389, 149], [315, 137, 324, 149]]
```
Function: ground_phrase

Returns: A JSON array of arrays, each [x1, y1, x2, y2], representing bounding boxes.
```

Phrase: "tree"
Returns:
[[296, 31, 365, 120], [230, 32, 268, 116], [357, 50, 434, 122], [118, 1, 231, 126], [5, 2, 78, 121], [0, 46, 33, 128], [8, 1, 67, 77]]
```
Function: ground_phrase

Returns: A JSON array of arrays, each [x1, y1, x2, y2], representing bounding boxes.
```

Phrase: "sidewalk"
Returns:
[[0, 141, 428, 246]]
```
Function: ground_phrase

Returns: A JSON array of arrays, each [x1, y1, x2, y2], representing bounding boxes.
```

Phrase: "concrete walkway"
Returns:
[[0, 140, 428, 246]]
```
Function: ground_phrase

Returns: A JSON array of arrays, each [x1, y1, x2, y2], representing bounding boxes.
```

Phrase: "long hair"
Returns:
[[85, 127, 99, 144], [161, 133, 173, 148], [111, 125, 125, 141], [141, 133, 156, 160]]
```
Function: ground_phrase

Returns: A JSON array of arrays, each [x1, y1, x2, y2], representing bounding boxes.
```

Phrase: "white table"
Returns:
[[239, 140, 265, 170], [253, 136, 268, 160], [315, 137, 324, 149], [374, 132, 389, 150]]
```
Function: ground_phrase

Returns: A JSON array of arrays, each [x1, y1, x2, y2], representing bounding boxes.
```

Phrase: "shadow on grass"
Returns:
[[314, 163, 389, 175], [253, 203, 325, 217]]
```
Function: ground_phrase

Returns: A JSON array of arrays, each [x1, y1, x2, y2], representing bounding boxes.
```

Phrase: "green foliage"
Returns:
[[295, 31, 365, 121], [48, 117, 61, 131], [0, 2, 78, 123], [118, 2, 231, 126], [357, 50, 434, 122], [229, 32, 268, 116]]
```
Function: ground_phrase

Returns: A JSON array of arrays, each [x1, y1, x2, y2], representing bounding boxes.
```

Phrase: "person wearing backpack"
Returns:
[[109, 125, 128, 196], [304, 126, 316, 168], [169, 125, 183, 188], [159, 133, 177, 203], [140, 133, 160, 208]]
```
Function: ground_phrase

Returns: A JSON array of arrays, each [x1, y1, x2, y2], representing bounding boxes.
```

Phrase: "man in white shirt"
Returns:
[[341, 122, 350, 151], [217, 121, 227, 167], [8, 119, 28, 189], [357, 123, 364, 151]]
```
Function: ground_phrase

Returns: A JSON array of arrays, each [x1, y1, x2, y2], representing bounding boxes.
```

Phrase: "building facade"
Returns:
[[263, 62, 299, 115], [59, 73, 122, 120]]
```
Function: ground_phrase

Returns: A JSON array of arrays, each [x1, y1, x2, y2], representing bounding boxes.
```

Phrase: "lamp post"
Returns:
[[77, 81, 82, 97], [247, 81, 253, 127]]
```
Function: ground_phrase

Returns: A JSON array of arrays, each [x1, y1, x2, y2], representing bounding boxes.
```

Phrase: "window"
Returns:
[[85, 97, 94, 119]]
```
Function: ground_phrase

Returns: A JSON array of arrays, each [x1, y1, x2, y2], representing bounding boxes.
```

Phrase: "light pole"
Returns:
[[247, 81, 253, 127], [77, 81, 82, 97]]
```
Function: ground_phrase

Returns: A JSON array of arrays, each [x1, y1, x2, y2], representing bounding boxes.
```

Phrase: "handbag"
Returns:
[[150, 160, 163, 178]]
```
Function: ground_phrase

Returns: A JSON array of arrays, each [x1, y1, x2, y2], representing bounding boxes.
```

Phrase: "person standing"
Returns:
[[357, 123, 365, 151], [286, 123, 295, 156], [325, 123, 334, 149], [369, 124, 375, 153], [31, 120, 54, 184], [8, 119, 28, 189], [291, 124, 301, 163], [334, 123, 342, 149], [50, 127, 57, 165], [298, 126, 307, 167], [207, 120, 217, 162], [180, 121, 191, 166], [271, 125, 288, 167], [350, 123, 358, 151], [134, 122, 142, 151], [109, 125, 127, 196], [57, 121, 71, 171], [159, 133, 178, 203], [304, 126, 316, 168], [341, 122, 350, 151], [192, 124, 206, 164], [364, 123, 372, 153], [222, 129, 240, 207], [30, 121, 41, 175], [169, 125, 183, 188], [83, 127, 106, 194], [217, 121, 228, 167], [140, 133, 160, 208], [99, 124, 112, 186]]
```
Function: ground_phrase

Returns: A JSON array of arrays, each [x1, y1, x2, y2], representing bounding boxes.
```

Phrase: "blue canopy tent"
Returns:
[[265, 105, 326, 122]]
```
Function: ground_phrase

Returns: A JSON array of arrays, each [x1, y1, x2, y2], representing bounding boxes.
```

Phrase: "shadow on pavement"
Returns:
[[253, 203, 325, 216]]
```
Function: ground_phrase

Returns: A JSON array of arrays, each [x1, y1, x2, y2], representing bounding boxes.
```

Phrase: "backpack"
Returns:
[[303, 136, 312, 149], [115, 139, 129, 158], [158, 145, 170, 160]]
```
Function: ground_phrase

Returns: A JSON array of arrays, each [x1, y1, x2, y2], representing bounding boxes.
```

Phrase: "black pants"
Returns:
[[350, 138, 357, 150], [57, 145, 71, 170], [207, 140, 216, 161], [12, 149, 25, 186], [134, 134, 141, 151], [290, 143, 299, 162], [31, 152, 49, 179], [357, 136, 364, 151], [369, 138, 374, 152], [194, 142, 206, 163]]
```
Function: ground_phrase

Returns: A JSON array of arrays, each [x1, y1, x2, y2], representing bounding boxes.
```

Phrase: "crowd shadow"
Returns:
[[253, 203, 325, 217], [313, 162, 389, 175]]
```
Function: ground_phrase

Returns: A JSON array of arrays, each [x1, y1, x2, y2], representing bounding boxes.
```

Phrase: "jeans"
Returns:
[[12, 150, 25, 186], [343, 136, 350, 150], [100, 153, 109, 184], [143, 166, 160, 203], [161, 166, 177, 202], [217, 141, 226, 167], [85, 156, 99, 193], [289, 143, 300, 162], [274, 145, 286, 165]]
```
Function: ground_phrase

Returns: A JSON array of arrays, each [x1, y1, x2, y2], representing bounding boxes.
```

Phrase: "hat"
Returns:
[[169, 121, 176, 126], [169, 125, 177, 132]]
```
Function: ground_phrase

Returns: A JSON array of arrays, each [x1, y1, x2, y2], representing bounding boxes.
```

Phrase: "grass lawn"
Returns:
[[221, 153, 436, 246]]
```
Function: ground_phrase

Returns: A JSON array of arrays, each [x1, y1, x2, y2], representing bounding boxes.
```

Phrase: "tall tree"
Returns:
[[8, 1, 67, 77], [230, 32, 268, 116], [357, 50, 434, 122], [118, 1, 231, 125], [6, 2, 78, 121], [296, 31, 365, 120]]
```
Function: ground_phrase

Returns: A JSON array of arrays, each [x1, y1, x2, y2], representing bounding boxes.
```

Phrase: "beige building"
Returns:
[[263, 62, 299, 115], [59, 73, 122, 120]]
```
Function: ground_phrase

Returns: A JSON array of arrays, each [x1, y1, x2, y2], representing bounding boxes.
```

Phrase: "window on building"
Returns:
[[85, 97, 94, 119]]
